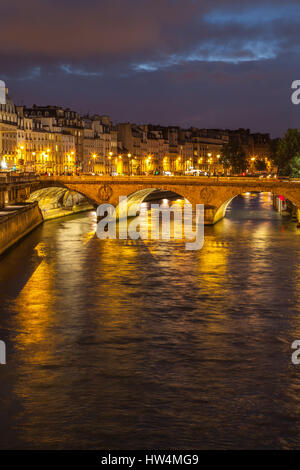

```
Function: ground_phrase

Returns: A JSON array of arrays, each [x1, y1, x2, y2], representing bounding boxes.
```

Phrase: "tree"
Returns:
[[220, 140, 247, 174], [254, 159, 267, 172], [272, 129, 300, 175], [269, 137, 281, 171], [289, 156, 300, 177]]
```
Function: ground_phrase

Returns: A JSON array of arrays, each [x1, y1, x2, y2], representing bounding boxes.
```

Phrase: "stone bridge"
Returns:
[[32, 175, 300, 224]]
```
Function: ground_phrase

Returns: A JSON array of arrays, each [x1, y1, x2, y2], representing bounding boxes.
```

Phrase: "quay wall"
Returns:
[[0, 202, 43, 256]]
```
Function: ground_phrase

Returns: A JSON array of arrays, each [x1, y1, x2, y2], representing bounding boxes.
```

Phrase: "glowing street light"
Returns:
[[1, 157, 7, 169]]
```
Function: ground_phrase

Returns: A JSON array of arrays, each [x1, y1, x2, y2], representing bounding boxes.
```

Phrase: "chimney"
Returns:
[[0, 80, 6, 105]]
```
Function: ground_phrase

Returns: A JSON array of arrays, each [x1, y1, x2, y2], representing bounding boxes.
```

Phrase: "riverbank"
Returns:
[[41, 203, 94, 221], [0, 202, 94, 257], [0, 202, 43, 256]]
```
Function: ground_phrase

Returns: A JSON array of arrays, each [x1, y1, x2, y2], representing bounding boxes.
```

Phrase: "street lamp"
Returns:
[[127, 153, 132, 175], [92, 153, 97, 173], [207, 153, 213, 174], [163, 156, 169, 173], [17, 145, 25, 172], [32, 152, 36, 173], [106, 152, 113, 175], [1, 157, 7, 170]]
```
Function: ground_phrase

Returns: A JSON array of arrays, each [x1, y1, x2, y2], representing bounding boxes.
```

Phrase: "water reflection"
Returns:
[[0, 194, 300, 449]]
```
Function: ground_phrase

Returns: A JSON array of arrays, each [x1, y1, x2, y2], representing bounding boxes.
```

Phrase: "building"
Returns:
[[82, 115, 118, 174], [0, 80, 273, 176], [116, 123, 229, 175], [23, 105, 80, 173], [227, 128, 272, 172], [0, 85, 18, 170]]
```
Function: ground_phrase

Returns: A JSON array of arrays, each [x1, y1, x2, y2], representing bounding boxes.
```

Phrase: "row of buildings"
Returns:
[[0, 80, 272, 175]]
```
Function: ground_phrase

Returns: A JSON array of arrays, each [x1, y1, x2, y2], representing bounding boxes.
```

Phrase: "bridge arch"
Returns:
[[30, 180, 101, 206], [28, 186, 94, 219], [212, 188, 300, 224], [116, 188, 189, 219]]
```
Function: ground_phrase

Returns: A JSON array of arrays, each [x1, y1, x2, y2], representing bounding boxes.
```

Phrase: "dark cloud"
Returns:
[[1, 0, 300, 136]]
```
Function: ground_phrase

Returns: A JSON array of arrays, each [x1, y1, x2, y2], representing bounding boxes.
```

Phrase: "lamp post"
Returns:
[[32, 152, 36, 174], [117, 155, 123, 175], [176, 156, 181, 174], [71, 151, 75, 174], [207, 153, 213, 175], [127, 153, 132, 175], [216, 154, 220, 174], [92, 153, 97, 173], [107, 151, 113, 175], [17, 145, 25, 172]]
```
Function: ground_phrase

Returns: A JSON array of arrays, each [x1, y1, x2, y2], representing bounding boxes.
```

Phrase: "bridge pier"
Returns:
[[7, 188, 17, 204], [203, 205, 219, 225], [3, 187, 29, 205], [296, 208, 300, 227], [0, 190, 5, 209], [16, 187, 29, 203]]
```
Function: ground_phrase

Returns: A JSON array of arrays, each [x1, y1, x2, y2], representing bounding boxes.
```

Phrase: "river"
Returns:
[[0, 192, 300, 449]]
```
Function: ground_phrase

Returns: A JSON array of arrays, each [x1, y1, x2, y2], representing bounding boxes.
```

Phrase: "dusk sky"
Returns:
[[1, 0, 300, 137]]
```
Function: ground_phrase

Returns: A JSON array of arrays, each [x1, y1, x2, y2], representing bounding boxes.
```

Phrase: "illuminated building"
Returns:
[[0, 80, 273, 176]]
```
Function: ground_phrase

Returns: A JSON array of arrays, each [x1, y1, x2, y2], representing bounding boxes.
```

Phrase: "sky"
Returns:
[[1, 0, 300, 137]]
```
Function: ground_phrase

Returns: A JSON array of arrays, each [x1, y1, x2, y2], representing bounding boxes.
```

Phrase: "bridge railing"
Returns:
[[38, 174, 300, 191], [0, 172, 40, 184], [40, 174, 293, 184]]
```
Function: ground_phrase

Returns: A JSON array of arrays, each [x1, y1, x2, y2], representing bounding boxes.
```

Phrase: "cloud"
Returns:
[[60, 65, 102, 77], [204, 4, 300, 25], [132, 39, 280, 72], [0, 0, 299, 136], [0, 0, 297, 73]]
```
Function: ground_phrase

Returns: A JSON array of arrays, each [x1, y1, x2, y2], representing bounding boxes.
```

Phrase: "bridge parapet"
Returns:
[[39, 174, 300, 188], [0, 172, 40, 184], [0, 173, 40, 208]]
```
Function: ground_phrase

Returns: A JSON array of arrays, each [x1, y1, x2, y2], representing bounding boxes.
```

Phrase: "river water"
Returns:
[[1, 192, 300, 450]]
